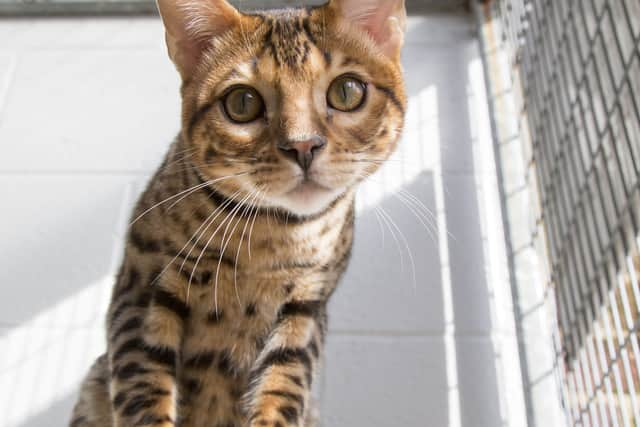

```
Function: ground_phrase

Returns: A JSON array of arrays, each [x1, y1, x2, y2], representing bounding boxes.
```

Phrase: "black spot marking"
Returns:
[[184, 351, 216, 370], [245, 303, 257, 317], [149, 388, 170, 398], [111, 316, 143, 340], [279, 300, 322, 319], [182, 377, 201, 395], [278, 405, 299, 424], [122, 395, 157, 417], [136, 291, 153, 308], [115, 362, 150, 380], [112, 337, 143, 362], [302, 18, 317, 45], [176, 267, 212, 286], [229, 385, 244, 400], [308, 338, 320, 358], [217, 350, 235, 377], [113, 391, 127, 409], [130, 381, 152, 391], [69, 416, 87, 427], [252, 348, 312, 385], [144, 345, 177, 373], [301, 41, 311, 64], [129, 230, 161, 253], [153, 289, 190, 320], [285, 374, 304, 387], [254, 334, 268, 352], [113, 267, 140, 299], [110, 301, 132, 323], [205, 146, 218, 163]]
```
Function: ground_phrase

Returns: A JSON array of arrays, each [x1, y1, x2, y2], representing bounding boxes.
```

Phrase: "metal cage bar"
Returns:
[[479, 0, 640, 425]]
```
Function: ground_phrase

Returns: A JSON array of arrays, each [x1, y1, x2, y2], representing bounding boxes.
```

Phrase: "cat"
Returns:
[[69, 0, 406, 426]]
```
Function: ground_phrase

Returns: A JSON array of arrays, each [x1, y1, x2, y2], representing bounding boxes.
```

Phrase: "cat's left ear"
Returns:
[[329, 0, 406, 61], [156, 0, 240, 80]]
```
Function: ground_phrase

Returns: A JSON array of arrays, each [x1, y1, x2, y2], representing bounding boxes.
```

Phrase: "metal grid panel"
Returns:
[[486, 0, 640, 425]]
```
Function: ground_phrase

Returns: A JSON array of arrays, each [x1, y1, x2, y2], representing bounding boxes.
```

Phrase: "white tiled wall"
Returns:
[[0, 13, 528, 427]]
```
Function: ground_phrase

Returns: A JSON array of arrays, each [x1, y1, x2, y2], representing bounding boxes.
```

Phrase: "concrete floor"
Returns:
[[0, 12, 527, 427]]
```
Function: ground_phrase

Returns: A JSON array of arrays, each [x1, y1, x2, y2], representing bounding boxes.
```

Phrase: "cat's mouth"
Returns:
[[286, 179, 331, 196], [269, 175, 344, 216]]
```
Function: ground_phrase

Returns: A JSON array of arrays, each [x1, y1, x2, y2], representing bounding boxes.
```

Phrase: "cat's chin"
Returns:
[[269, 181, 344, 217]]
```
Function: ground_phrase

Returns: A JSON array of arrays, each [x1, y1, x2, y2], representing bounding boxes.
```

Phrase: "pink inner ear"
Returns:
[[157, 0, 241, 78], [336, 0, 401, 44]]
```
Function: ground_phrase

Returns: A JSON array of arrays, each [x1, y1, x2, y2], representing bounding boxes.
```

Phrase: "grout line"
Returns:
[[0, 169, 153, 176], [328, 330, 519, 339]]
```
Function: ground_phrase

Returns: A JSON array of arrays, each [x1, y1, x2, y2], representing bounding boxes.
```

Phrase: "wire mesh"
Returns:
[[484, 0, 640, 425]]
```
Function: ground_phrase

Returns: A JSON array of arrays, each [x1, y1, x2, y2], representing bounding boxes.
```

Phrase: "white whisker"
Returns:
[[378, 206, 417, 290], [374, 206, 404, 272], [211, 191, 255, 315], [246, 192, 264, 260], [129, 172, 248, 226], [233, 188, 263, 307]]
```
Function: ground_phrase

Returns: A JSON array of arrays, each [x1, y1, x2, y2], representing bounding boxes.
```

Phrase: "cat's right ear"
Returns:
[[156, 0, 240, 80], [328, 0, 406, 61]]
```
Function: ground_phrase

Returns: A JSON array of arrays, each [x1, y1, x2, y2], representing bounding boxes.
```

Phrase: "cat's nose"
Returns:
[[278, 136, 327, 171]]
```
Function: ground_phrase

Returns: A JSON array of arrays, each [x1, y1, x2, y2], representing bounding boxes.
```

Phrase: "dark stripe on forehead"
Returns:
[[260, 14, 320, 69], [302, 18, 318, 46]]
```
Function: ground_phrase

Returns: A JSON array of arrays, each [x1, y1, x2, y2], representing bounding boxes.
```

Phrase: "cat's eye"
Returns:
[[223, 86, 265, 123], [327, 75, 366, 112]]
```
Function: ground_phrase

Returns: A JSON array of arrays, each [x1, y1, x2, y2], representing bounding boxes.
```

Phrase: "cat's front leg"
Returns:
[[109, 285, 189, 427], [246, 301, 326, 427]]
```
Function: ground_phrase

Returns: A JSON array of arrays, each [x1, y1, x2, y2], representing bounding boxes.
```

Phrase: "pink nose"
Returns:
[[278, 136, 327, 171]]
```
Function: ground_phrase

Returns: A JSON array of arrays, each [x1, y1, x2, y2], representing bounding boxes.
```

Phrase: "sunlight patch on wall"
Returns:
[[467, 56, 527, 427], [0, 276, 112, 427], [356, 85, 439, 213], [353, 83, 464, 427]]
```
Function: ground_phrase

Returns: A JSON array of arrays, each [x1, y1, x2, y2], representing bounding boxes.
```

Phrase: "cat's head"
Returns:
[[158, 0, 407, 216]]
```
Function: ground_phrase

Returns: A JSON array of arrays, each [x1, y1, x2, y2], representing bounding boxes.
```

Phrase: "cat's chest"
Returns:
[[179, 270, 307, 365]]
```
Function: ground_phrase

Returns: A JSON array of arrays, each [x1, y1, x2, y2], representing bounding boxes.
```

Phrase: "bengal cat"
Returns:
[[69, 1, 406, 426]]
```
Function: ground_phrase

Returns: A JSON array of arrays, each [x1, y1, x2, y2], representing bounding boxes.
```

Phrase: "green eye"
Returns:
[[327, 75, 366, 112], [223, 86, 265, 123]]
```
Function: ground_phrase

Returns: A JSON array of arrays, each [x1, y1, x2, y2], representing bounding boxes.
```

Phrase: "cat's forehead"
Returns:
[[252, 9, 323, 72], [201, 7, 392, 97]]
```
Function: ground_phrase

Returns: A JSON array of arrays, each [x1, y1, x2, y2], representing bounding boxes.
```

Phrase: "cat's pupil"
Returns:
[[240, 92, 250, 113], [341, 83, 349, 101], [224, 87, 264, 123]]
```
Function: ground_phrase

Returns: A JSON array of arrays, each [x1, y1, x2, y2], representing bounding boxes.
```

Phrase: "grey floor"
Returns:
[[0, 12, 528, 427]]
